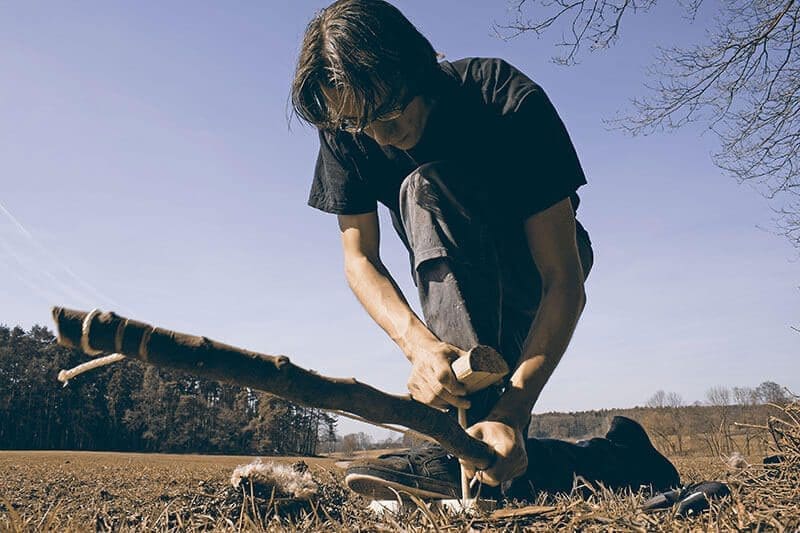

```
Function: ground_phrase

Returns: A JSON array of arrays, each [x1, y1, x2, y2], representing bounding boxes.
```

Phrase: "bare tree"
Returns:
[[644, 390, 686, 453], [732, 386, 756, 406], [704, 385, 735, 453], [755, 380, 791, 404], [646, 389, 668, 408], [500, 1, 800, 246], [707, 385, 732, 407], [665, 391, 684, 408], [731, 385, 760, 454]]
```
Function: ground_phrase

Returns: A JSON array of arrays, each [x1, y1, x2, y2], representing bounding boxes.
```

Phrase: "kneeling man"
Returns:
[[291, 0, 679, 500]]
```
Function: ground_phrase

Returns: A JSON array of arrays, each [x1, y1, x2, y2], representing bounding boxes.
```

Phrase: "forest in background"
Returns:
[[527, 392, 790, 458], [0, 324, 336, 455], [0, 324, 791, 457]]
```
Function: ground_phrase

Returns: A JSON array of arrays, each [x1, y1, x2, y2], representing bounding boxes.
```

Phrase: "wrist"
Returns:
[[397, 324, 440, 363], [486, 406, 530, 432], [487, 378, 538, 431], [488, 354, 553, 429]]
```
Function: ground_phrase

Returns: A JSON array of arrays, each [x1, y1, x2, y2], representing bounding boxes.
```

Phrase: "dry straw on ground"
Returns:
[[2, 400, 800, 531]]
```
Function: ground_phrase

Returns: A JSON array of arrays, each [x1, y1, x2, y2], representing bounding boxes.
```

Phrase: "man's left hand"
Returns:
[[461, 421, 527, 486]]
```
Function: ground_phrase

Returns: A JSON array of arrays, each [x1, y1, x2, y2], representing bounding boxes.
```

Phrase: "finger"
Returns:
[[429, 397, 450, 409], [408, 381, 449, 409], [432, 364, 467, 397], [434, 386, 471, 410], [465, 425, 483, 439], [511, 461, 527, 480], [419, 392, 450, 410], [474, 470, 501, 487], [425, 376, 470, 409], [444, 346, 469, 363]]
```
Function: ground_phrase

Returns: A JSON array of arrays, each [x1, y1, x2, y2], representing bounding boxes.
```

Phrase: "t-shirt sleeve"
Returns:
[[457, 58, 587, 220], [307, 130, 378, 215], [502, 83, 587, 220]]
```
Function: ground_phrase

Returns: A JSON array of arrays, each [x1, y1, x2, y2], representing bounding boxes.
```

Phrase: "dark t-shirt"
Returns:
[[308, 57, 587, 230]]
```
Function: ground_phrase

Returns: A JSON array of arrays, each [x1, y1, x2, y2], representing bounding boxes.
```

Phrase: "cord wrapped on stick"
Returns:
[[51, 306, 496, 470]]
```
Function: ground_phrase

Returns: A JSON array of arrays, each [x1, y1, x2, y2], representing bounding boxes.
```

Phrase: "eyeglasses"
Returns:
[[339, 92, 415, 134]]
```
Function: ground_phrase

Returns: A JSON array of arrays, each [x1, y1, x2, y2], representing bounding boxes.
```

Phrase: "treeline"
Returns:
[[529, 383, 793, 457], [3, 323, 791, 458], [0, 324, 336, 455]]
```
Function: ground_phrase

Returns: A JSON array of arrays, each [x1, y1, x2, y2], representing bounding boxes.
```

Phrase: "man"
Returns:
[[291, 0, 679, 500]]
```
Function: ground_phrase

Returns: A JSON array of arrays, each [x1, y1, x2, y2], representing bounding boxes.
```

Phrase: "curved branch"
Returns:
[[51, 307, 496, 469]]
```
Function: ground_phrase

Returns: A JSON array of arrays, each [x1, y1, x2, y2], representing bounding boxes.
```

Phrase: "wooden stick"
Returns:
[[451, 346, 509, 504], [51, 307, 496, 469], [457, 407, 471, 502], [451, 347, 509, 394], [57, 353, 126, 385]]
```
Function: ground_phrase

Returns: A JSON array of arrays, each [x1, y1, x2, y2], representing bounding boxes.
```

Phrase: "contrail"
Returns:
[[0, 238, 95, 307], [0, 249, 64, 305], [0, 201, 34, 240], [0, 199, 122, 309]]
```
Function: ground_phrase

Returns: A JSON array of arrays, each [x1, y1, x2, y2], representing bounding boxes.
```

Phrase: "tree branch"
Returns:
[[497, 0, 658, 64], [51, 307, 496, 468], [500, 0, 800, 246]]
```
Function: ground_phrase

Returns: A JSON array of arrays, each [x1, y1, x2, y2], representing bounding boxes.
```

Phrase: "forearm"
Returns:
[[488, 282, 585, 429], [344, 255, 438, 362]]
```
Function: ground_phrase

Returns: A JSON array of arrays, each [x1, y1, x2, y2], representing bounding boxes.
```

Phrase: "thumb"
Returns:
[[446, 347, 466, 363], [465, 424, 485, 440]]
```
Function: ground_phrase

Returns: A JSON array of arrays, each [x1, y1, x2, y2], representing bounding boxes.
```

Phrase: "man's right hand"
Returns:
[[406, 342, 471, 410]]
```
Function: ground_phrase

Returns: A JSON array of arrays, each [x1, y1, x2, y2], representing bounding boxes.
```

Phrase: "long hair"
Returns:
[[291, 0, 439, 131]]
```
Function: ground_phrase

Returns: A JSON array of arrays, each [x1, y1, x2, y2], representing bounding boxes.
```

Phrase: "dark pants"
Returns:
[[396, 161, 593, 423], [394, 162, 679, 497]]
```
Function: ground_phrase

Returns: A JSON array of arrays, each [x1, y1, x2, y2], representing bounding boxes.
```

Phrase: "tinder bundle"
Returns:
[[230, 459, 318, 500]]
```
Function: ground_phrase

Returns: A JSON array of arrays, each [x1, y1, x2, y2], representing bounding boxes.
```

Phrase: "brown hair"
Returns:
[[290, 0, 439, 131]]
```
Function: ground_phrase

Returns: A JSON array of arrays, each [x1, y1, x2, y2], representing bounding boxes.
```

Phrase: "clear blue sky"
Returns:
[[1, 1, 797, 438]]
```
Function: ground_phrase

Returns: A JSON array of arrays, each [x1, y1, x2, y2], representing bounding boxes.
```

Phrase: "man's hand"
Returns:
[[406, 341, 470, 410], [461, 421, 527, 486]]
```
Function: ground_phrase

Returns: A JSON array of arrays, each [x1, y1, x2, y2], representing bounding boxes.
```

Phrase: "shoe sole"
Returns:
[[345, 472, 457, 500]]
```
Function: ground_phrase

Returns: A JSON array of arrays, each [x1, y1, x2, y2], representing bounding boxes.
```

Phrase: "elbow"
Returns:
[[568, 280, 586, 315], [573, 274, 587, 310], [343, 255, 363, 287], [542, 273, 586, 314], [343, 253, 380, 287], [577, 282, 587, 313]]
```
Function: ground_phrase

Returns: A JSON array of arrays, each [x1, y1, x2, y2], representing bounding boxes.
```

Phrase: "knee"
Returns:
[[399, 161, 450, 206], [399, 161, 472, 224]]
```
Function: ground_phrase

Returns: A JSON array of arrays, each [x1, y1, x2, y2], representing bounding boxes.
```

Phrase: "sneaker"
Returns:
[[643, 481, 730, 516], [344, 442, 461, 500]]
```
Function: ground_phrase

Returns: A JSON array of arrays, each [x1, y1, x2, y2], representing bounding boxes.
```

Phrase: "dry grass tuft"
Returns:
[[2, 402, 800, 531]]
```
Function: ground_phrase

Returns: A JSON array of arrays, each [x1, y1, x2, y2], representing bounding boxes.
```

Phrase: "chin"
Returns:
[[391, 132, 419, 150]]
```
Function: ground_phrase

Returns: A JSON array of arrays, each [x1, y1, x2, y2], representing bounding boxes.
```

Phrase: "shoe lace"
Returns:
[[380, 443, 456, 475]]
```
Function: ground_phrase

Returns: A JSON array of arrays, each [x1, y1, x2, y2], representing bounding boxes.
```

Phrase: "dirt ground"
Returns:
[[1, 450, 798, 531], [0, 451, 341, 531]]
